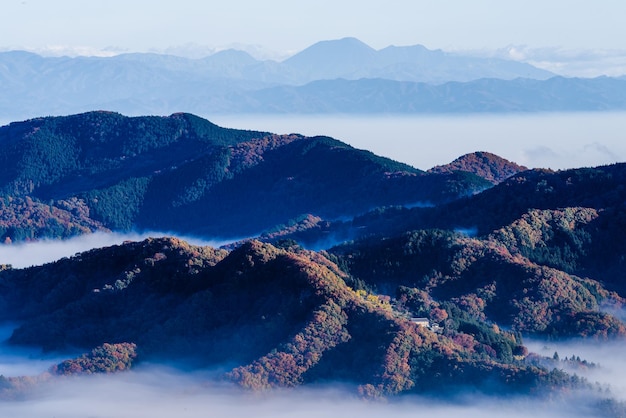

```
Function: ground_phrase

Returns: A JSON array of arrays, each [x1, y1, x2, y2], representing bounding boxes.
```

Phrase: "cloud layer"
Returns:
[[0, 333, 624, 417], [0, 367, 599, 418], [0, 231, 236, 269]]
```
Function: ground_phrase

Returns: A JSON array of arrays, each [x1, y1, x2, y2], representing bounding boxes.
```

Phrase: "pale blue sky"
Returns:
[[2, 0, 625, 55]]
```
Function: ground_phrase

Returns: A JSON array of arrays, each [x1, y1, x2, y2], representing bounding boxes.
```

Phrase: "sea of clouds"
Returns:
[[0, 232, 625, 417], [0, 364, 607, 418], [0, 321, 624, 416]]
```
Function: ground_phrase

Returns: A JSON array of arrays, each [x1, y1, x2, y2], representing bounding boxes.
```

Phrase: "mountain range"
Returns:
[[0, 111, 493, 242], [0, 111, 626, 414], [0, 237, 587, 399], [3, 37, 626, 119]]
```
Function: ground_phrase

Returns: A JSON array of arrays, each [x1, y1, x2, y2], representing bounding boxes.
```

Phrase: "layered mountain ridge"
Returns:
[[0, 112, 625, 414], [3, 38, 626, 119], [0, 111, 493, 242], [0, 237, 593, 398]]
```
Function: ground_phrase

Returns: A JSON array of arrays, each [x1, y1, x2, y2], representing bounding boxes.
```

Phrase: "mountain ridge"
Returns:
[[3, 46, 625, 118], [283, 37, 553, 83], [0, 111, 492, 242], [0, 237, 590, 398], [0, 37, 572, 120], [0, 113, 625, 414]]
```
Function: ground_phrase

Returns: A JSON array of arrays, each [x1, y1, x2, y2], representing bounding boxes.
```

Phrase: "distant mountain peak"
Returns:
[[428, 151, 528, 184], [287, 37, 376, 57], [282, 37, 377, 77], [203, 48, 258, 64], [313, 37, 374, 48]]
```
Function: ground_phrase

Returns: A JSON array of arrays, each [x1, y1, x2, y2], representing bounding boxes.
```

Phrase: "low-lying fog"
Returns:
[[0, 231, 236, 269], [0, 364, 607, 418], [0, 325, 69, 377], [527, 339, 626, 399], [0, 318, 625, 417], [0, 228, 624, 418], [1, 238, 626, 416]]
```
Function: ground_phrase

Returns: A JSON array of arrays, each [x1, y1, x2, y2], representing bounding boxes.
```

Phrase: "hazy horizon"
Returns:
[[6, 1, 626, 52], [210, 112, 626, 171], [2, 1, 626, 77], [1, 37, 625, 79], [2, 1, 626, 414]]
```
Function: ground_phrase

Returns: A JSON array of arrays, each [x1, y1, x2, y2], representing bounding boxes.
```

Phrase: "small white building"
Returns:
[[411, 317, 430, 327], [411, 317, 442, 333]]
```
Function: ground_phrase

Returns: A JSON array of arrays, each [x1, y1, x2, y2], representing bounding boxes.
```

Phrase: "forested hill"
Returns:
[[0, 111, 268, 197], [280, 162, 626, 246], [1, 113, 626, 414], [428, 151, 528, 185], [0, 237, 591, 398], [0, 111, 492, 242]]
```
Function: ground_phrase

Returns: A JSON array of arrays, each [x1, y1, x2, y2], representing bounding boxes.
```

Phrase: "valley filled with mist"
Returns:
[[0, 329, 625, 417], [0, 110, 625, 417], [2, 4, 626, 411]]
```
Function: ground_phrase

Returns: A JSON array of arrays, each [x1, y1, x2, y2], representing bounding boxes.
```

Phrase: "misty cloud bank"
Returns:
[[526, 339, 626, 401], [0, 231, 237, 269], [0, 318, 619, 416], [0, 324, 69, 377], [0, 336, 624, 417], [0, 254, 625, 416], [0, 367, 603, 418]]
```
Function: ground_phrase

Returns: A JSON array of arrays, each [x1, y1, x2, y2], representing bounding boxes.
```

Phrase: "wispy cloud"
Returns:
[[583, 142, 621, 163], [522, 146, 560, 169], [0, 43, 289, 61], [502, 46, 626, 77], [0, 45, 128, 57], [461, 45, 626, 77]]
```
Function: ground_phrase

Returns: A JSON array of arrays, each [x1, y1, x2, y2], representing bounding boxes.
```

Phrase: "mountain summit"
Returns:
[[282, 37, 377, 79], [280, 37, 552, 83], [428, 151, 528, 184]]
